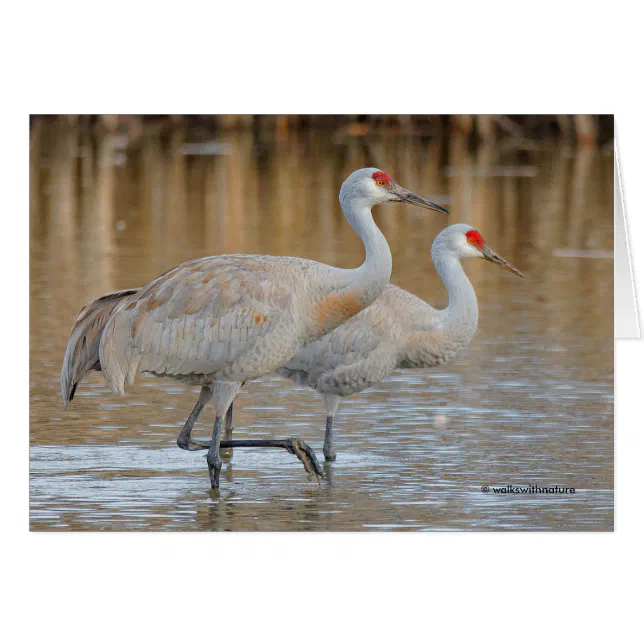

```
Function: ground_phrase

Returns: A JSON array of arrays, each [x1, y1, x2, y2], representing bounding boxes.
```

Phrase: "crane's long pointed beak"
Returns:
[[481, 245, 524, 278], [392, 184, 449, 215]]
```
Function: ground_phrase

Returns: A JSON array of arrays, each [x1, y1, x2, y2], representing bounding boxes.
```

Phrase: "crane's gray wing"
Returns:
[[61, 288, 139, 407], [99, 257, 294, 395], [73, 288, 140, 325]]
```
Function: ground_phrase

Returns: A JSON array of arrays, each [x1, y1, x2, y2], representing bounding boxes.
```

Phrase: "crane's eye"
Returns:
[[376, 180, 384, 186]]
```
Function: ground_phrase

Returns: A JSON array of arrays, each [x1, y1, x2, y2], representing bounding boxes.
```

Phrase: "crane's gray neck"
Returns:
[[432, 251, 478, 344], [329, 195, 392, 305], [398, 249, 478, 370]]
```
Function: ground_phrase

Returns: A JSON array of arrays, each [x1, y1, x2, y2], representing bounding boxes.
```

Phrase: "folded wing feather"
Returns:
[[99, 256, 294, 395]]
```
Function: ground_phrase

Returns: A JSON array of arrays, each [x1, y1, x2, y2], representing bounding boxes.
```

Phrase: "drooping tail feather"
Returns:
[[60, 288, 139, 408]]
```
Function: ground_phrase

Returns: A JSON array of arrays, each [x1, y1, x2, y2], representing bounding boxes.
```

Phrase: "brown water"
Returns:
[[29, 120, 614, 531]]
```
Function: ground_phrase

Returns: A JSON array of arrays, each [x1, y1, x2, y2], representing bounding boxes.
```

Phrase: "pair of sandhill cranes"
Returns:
[[61, 168, 523, 489]]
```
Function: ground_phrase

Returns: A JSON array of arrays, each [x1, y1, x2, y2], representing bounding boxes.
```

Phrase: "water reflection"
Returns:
[[30, 120, 613, 531]]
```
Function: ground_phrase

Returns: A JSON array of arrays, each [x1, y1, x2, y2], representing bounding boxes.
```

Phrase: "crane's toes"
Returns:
[[285, 438, 324, 479]]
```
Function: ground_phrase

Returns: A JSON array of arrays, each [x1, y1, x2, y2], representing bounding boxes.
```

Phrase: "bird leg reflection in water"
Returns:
[[176, 385, 323, 486]]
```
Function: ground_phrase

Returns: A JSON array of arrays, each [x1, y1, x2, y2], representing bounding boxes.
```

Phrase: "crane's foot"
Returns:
[[282, 438, 325, 479], [210, 438, 324, 481], [177, 435, 210, 451]]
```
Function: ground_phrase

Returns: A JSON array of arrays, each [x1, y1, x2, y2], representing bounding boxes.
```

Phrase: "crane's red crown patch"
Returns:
[[372, 171, 393, 186], [466, 229, 485, 249]]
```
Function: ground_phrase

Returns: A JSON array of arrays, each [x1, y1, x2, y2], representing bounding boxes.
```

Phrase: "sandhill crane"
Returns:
[[178, 224, 523, 461], [59, 289, 325, 476], [61, 168, 447, 489]]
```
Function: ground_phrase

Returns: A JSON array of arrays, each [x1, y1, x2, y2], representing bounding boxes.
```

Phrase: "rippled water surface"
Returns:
[[30, 120, 614, 530]]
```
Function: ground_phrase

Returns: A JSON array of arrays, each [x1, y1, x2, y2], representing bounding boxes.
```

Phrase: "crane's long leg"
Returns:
[[220, 401, 235, 457], [323, 415, 336, 462], [206, 383, 240, 489], [207, 415, 225, 489], [177, 384, 323, 485], [190, 435, 323, 480], [322, 394, 341, 462], [219, 438, 323, 478], [177, 385, 212, 451], [177, 387, 235, 451], [225, 402, 234, 434]]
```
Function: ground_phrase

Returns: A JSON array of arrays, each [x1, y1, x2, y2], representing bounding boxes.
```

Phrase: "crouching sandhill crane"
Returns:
[[179, 224, 523, 462], [61, 168, 448, 489]]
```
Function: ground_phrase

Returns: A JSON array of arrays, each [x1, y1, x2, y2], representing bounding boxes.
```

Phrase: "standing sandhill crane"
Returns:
[[178, 224, 523, 461], [61, 168, 448, 489]]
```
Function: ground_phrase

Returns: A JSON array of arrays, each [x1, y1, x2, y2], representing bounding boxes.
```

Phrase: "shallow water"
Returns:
[[29, 120, 614, 530]]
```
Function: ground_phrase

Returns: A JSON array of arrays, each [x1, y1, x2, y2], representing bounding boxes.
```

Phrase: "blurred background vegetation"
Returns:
[[30, 114, 614, 147], [29, 113, 614, 298]]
